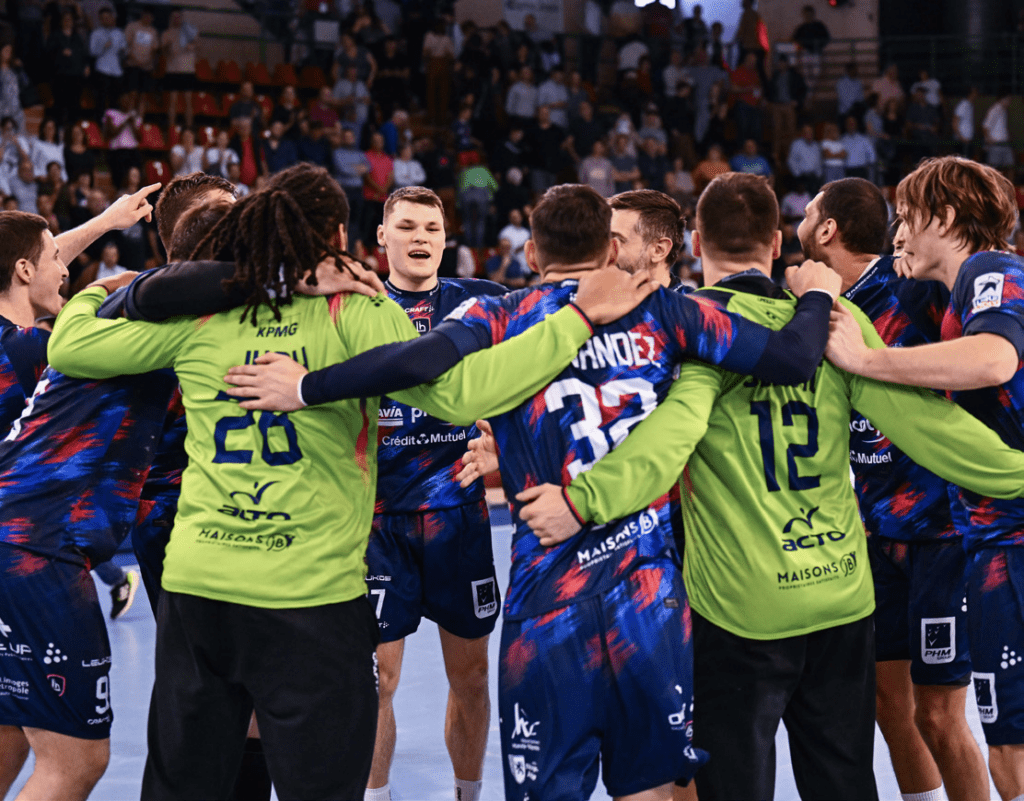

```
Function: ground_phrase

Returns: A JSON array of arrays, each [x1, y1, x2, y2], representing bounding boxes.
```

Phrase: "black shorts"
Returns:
[[141, 591, 380, 801]]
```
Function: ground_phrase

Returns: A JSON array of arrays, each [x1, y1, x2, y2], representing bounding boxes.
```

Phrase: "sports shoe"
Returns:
[[110, 569, 140, 620]]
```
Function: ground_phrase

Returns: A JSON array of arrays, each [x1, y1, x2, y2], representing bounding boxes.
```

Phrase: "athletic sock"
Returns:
[[1010, 795, 1024, 801], [229, 737, 272, 801], [365, 784, 392, 801], [454, 778, 482, 801], [902, 789, 944, 801]]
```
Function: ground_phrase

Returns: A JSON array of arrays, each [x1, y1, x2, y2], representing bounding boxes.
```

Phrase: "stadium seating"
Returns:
[[139, 123, 167, 151], [80, 120, 105, 149]]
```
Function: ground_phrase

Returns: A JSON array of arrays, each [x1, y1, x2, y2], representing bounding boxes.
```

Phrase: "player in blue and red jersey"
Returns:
[[827, 157, 1024, 801], [363, 187, 507, 801], [800, 177, 986, 801], [225, 183, 843, 800]]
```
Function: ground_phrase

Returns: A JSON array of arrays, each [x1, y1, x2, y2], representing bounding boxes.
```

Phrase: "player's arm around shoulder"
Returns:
[[49, 286, 191, 379], [330, 289, 419, 359]]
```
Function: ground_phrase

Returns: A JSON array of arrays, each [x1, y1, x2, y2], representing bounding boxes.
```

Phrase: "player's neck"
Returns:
[[650, 262, 672, 288], [827, 249, 876, 293], [387, 271, 438, 293], [0, 287, 37, 327], [703, 259, 769, 287], [942, 244, 978, 290]]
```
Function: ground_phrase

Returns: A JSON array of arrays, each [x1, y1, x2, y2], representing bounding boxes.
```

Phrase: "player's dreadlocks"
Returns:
[[188, 163, 350, 324]]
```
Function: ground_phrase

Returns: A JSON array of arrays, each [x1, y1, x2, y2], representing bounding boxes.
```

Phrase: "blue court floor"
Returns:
[[10, 520, 999, 801]]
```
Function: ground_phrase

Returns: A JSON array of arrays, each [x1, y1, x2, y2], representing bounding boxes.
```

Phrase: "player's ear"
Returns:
[[524, 239, 540, 274], [376, 224, 385, 247], [606, 237, 619, 266], [12, 257, 32, 285], [772, 228, 783, 260], [939, 205, 956, 234], [337, 223, 348, 252], [691, 230, 702, 258], [819, 217, 838, 246]]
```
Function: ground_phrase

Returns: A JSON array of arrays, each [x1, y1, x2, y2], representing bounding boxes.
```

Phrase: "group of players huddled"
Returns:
[[0, 155, 1023, 801]]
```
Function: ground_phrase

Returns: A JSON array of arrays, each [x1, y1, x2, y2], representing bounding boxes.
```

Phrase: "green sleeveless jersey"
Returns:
[[567, 287, 1024, 638], [50, 287, 592, 608]]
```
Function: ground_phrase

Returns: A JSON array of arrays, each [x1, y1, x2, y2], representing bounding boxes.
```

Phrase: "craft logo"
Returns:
[[922, 617, 955, 665], [48, 674, 65, 696], [472, 578, 498, 619], [973, 272, 1004, 313], [974, 672, 998, 723]]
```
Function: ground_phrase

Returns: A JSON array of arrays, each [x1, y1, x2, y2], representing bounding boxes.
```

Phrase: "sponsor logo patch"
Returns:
[[472, 578, 498, 619], [972, 272, 1004, 313], [921, 617, 955, 664], [974, 672, 998, 723]]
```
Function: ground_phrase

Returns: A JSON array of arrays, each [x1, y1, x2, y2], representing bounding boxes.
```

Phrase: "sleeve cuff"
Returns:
[[562, 487, 587, 526], [567, 302, 595, 335], [296, 375, 309, 407]]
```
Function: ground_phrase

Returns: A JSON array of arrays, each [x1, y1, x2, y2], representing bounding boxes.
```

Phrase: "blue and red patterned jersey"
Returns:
[[376, 277, 507, 514], [942, 251, 1024, 551], [0, 367, 179, 567], [842, 256, 956, 541], [141, 389, 187, 500], [446, 280, 772, 620], [0, 318, 49, 432]]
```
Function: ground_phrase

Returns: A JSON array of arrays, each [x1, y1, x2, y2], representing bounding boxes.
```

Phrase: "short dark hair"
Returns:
[[383, 186, 444, 223], [154, 172, 236, 252], [610, 189, 687, 264], [696, 173, 778, 257], [0, 212, 48, 293], [169, 200, 232, 261], [817, 178, 889, 255], [530, 184, 611, 267]]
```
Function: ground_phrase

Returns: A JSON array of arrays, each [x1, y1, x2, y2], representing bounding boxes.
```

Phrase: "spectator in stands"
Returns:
[[225, 161, 249, 198], [497, 207, 530, 277], [616, 37, 649, 77], [0, 116, 30, 188], [638, 135, 670, 190], [0, 45, 24, 137], [953, 86, 978, 157], [871, 64, 904, 112], [380, 109, 412, 157], [309, 86, 340, 129], [580, 0, 604, 85], [485, 237, 528, 288], [768, 55, 806, 167], [905, 85, 940, 161], [820, 121, 846, 183], [203, 127, 239, 178], [170, 129, 204, 178], [734, 0, 767, 84], [333, 31, 376, 85], [707, 21, 727, 70], [506, 66, 539, 131], [422, 20, 455, 126], [682, 5, 708, 57], [692, 142, 729, 194], [393, 142, 426, 188], [295, 118, 329, 168], [878, 96, 904, 184], [492, 126, 529, 180], [538, 67, 570, 130], [688, 46, 727, 144], [835, 62, 865, 122], [662, 49, 689, 97], [840, 115, 876, 180], [610, 132, 641, 193], [910, 68, 942, 112], [638, 104, 669, 149], [270, 85, 301, 138], [568, 100, 604, 168], [124, 9, 158, 117], [113, 166, 156, 271], [228, 81, 263, 128], [578, 138, 615, 197], [36, 192, 61, 235], [63, 123, 94, 185], [730, 137, 772, 178], [47, 9, 90, 127], [372, 37, 409, 117], [31, 118, 65, 181], [9, 157, 39, 213], [457, 151, 498, 247], [528, 105, 567, 196], [103, 92, 141, 190], [780, 179, 812, 223], [493, 165, 530, 227], [90, 7, 127, 119], [40, 161, 64, 202], [730, 51, 763, 144], [787, 124, 823, 193], [162, 8, 199, 132], [452, 103, 476, 153], [330, 124, 369, 247], [228, 116, 266, 188], [96, 241, 127, 281], [665, 157, 695, 205], [983, 94, 1014, 178], [863, 92, 884, 144], [362, 131, 393, 247], [791, 5, 829, 96], [333, 65, 371, 142], [419, 133, 458, 226], [263, 120, 298, 174]]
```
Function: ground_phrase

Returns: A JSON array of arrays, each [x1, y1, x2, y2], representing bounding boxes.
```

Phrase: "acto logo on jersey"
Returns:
[[217, 480, 291, 522], [779, 507, 847, 551]]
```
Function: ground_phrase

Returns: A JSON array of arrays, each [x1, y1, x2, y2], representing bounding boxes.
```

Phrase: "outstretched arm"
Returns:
[[55, 183, 161, 265]]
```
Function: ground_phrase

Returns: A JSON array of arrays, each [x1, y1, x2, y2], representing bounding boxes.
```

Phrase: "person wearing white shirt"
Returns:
[[787, 124, 823, 192], [537, 68, 570, 130], [497, 208, 530, 276], [617, 39, 649, 73], [662, 49, 690, 96], [89, 7, 127, 114], [983, 95, 1013, 174], [841, 116, 876, 180], [505, 67, 539, 126], [953, 87, 978, 156], [392, 144, 427, 188], [835, 62, 864, 119], [30, 118, 66, 181]]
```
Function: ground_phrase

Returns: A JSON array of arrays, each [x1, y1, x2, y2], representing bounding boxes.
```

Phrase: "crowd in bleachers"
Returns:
[[0, 0, 1020, 293]]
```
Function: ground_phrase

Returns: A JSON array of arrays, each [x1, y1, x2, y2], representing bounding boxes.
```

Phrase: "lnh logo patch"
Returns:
[[921, 617, 955, 664]]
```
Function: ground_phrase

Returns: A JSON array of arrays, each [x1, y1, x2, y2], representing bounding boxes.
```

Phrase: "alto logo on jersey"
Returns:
[[576, 510, 658, 569], [921, 617, 955, 664], [849, 417, 887, 446], [779, 507, 848, 552], [472, 578, 498, 619], [219, 481, 292, 522], [507, 754, 538, 785], [974, 672, 998, 723], [48, 674, 65, 697], [572, 332, 660, 371], [973, 272, 1005, 313]]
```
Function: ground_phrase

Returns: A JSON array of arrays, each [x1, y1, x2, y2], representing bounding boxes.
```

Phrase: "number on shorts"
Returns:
[[95, 676, 110, 715], [369, 588, 386, 618], [544, 377, 657, 478]]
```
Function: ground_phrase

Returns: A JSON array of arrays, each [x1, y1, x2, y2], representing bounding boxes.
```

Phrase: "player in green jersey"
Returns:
[[516, 173, 1024, 801], [45, 164, 657, 801]]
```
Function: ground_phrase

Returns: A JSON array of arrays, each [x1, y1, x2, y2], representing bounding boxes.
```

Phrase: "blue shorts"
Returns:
[[968, 547, 1024, 745], [869, 535, 971, 685], [0, 545, 113, 739], [498, 563, 707, 800], [366, 499, 499, 642]]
